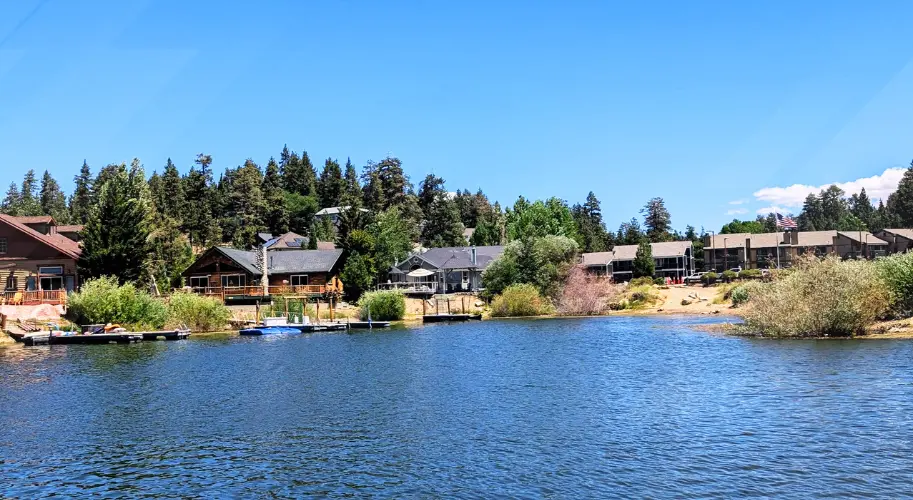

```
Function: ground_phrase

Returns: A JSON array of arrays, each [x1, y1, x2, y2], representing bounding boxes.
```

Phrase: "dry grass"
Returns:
[[741, 255, 890, 337], [557, 266, 620, 316]]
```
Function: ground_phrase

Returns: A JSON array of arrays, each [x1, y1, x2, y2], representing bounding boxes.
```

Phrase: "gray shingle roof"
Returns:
[[215, 247, 343, 276], [581, 252, 613, 267], [394, 246, 505, 271]]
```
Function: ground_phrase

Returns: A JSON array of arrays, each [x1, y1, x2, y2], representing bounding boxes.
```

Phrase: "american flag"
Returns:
[[776, 213, 798, 230]]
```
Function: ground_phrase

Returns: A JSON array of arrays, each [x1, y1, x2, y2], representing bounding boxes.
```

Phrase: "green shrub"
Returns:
[[702, 272, 718, 285], [491, 284, 551, 317], [730, 281, 765, 307], [67, 276, 167, 330], [653, 277, 666, 286], [358, 290, 406, 321], [622, 284, 660, 309], [630, 276, 655, 287], [875, 252, 913, 317], [721, 270, 738, 282], [742, 256, 890, 337], [738, 269, 762, 280], [166, 292, 230, 332]]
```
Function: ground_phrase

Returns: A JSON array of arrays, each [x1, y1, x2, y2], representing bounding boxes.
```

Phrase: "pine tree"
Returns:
[[633, 240, 655, 278], [849, 188, 875, 229], [641, 197, 671, 242], [182, 154, 222, 247], [887, 161, 913, 227], [418, 174, 445, 217], [363, 157, 411, 209], [798, 193, 823, 231], [159, 158, 185, 221], [78, 161, 154, 283], [146, 212, 194, 290], [362, 170, 386, 212], [283, 150, 317, 198], [617, 218, 643, 245], [1, 183, 20, 215], [229, 159, 266, 248], [317, 158, 345, 209], [343, 158, 361, 200], [572, 191, 609, 252], [421, 193, 466, 247], [69, 160, 94, 224], [39, 171, 69, 223], [262, 157, 289, 235], [18, 170, 42, 216]]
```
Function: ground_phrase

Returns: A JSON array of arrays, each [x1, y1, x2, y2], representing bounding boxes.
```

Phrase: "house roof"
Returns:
[[393, 246, 505, 272], [212, 247, 344, 276], [611, 241, 692, 261], [315, 206, 369, 216], [706, 230, 889, 249], [0, 214, 80, 259], [12, 215, 55, 225], [56, 225, 84, 233], [581, 252, 613, 267], [881, 229, 913, 241]]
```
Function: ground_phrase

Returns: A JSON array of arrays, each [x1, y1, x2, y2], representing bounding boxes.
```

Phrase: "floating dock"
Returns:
[[138, 329, 191, 341], [346, 321, 391, 329], [23, 332, 143, 346], [422, 314, 482, 323]]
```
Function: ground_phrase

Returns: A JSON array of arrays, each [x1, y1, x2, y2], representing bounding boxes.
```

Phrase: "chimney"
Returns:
[[470, 246, 477, 266]]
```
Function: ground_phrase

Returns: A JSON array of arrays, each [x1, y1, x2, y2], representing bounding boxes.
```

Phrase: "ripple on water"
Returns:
[[2, 316, 913, 497]]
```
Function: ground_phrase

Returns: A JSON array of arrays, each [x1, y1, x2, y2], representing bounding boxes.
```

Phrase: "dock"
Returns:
[[23, 332, 143, 346], [422, 314, 482, 323], [138, 329, 191, 341], [347, 321, 391, 329]]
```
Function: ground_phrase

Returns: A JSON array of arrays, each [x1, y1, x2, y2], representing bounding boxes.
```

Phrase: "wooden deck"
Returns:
[[1, 290, 68, 306]]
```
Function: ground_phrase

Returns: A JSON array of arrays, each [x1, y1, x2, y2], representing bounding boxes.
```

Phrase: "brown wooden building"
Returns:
[[182, 246, 344, 301], [0, 214, 82, 305]]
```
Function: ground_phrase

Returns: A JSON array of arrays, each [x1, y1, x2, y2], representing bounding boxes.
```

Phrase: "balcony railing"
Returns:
[[188, 285, 332, 298], [378, 282, 438, 294], [1, 290, 68, 306]]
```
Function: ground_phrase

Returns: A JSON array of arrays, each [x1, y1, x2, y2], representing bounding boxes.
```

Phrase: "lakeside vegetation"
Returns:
[[67, 277, 230, 331]]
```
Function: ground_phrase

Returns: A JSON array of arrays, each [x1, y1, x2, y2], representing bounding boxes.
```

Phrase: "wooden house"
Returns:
[[0, 214, 81, 305]]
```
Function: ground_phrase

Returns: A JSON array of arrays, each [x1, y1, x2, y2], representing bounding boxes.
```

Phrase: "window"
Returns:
[[0, 237, 6, 254], [39, 266, 63, 275], [40, 276, 63, 290], [291, 275, 309, 287], [221, 274, 246, 288], [5, 276, 16, 291], [189, 276, 209, 290]]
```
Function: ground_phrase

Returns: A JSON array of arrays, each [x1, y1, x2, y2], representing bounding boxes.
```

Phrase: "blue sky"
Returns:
[[2, 1, 913, 232]]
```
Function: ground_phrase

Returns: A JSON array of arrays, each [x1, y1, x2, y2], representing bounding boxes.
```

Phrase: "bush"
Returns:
[[630, 276, 655, 287], [653, 277, 666, 286], [491, 284, 552, 317], [702, 272, 718, 285], [67, 276, 168, 330], [730, 281, 765, 307], [621, 284, 660, 309], [166, 292, 230, 331], [742, 256, 890, 337], [875, 252, 913, 317], [557, 266, 619, 316], [721, 270, 738, 282], [358, 290, 406, 321], [738, 269, 762, 280]]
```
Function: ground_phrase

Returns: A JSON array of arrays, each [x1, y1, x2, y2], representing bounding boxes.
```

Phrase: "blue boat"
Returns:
[[239, 326, 301, 336]]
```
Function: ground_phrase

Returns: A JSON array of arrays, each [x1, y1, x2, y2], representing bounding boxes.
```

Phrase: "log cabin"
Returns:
[[0, 214, 82, 305]]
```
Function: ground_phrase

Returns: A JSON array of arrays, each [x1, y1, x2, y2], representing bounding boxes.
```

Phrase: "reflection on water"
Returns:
[[2, 316, 913, 497]]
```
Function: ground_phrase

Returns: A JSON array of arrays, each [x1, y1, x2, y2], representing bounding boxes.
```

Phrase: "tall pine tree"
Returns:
[[18, 170, 42, 216], [1, 183, 20, 216], [39, 171, 69, 222], [317, 158, 345, 209], [69, 161, 94, 224], [283, 150, 317, 198], [78, 161, 154, 284], [262, 157, 289, 235]]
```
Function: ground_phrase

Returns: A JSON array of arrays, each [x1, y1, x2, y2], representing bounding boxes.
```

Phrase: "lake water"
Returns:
[[2, 316, 913, 497]]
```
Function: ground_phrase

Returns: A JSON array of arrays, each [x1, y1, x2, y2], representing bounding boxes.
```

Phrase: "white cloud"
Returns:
[[757, 206, 790, 215], [753, 168, 905, 208], [726, 208, 747, 215], [728, 199, 748, 205]]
